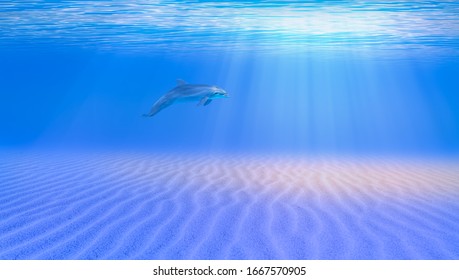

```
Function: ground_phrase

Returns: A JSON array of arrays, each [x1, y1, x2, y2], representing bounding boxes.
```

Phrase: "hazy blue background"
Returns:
[[1, 1, 458, 155]]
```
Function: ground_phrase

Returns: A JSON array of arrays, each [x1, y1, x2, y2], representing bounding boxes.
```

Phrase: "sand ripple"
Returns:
[[0, 151, 458, 259]]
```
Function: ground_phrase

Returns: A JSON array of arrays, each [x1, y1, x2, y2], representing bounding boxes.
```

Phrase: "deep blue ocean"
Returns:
[[1, 1, 459, 261], [1, 0, 458, 155]]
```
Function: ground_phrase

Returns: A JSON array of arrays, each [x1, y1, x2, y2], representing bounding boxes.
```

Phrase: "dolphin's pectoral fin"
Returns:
[[204, 99, 212, 106], [197, 96, 209, 106], [177, 79, 187, 86]]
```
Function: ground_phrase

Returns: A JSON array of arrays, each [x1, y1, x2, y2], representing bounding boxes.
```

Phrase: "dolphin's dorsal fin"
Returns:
[[177, 79, 187, 86]]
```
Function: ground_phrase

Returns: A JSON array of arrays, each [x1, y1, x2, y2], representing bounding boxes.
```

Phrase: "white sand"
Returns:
[[0, 151, 458, 259]]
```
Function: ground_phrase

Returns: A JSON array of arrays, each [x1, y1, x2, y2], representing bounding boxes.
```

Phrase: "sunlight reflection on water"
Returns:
[[1, 1, 459, 55]]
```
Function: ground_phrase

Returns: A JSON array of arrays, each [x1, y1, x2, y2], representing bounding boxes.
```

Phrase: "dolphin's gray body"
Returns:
[[143, 79, 229, 117]]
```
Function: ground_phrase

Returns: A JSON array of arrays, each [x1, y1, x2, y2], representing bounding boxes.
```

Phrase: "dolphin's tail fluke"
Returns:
[[142, 110, 160, 117], [143, 97, 174, 117]]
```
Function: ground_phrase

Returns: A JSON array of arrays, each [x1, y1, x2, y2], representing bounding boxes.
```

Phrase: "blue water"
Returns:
[[1, 1, 459, 260], [1, 1, 459, 154], [3, 52, 459, 154]]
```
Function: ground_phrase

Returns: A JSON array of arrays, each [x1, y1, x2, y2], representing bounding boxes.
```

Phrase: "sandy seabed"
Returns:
[[0, 151, 458, 259]]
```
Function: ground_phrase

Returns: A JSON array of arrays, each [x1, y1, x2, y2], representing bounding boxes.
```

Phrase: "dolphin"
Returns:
[[143, 79, 229, 117]]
